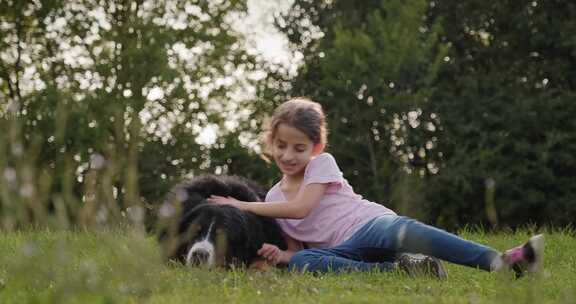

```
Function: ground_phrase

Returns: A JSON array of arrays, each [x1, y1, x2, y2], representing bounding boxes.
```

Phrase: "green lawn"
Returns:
[[0, 228, 574, 303]]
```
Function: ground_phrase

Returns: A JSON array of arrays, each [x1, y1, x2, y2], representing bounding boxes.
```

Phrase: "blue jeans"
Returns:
[[288, 215, 499, 273]]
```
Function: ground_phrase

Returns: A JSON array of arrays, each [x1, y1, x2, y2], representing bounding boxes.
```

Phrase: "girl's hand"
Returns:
[[257, 243, 282, 265], [207, 195, 246, 210]]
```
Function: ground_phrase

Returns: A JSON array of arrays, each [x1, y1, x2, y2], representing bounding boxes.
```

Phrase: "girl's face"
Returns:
[[271, 123, 321, 178]]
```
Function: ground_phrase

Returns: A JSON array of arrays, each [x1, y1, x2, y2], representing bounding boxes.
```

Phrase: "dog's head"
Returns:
[[157, 175, 285, 268], [165, 203, 269, 267]]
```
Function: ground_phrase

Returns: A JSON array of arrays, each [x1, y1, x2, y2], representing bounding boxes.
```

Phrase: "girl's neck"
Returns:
[[282, 172, 304, 186]]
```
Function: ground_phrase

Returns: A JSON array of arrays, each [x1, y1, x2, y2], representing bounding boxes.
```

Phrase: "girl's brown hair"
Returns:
[[262, 97, 328, 157]]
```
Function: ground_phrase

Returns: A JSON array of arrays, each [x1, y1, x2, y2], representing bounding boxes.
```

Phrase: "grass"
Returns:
[[0, 228, 575, 303]]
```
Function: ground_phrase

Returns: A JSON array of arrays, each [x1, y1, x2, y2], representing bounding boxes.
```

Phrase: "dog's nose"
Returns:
[[189, 249, 210, 266]]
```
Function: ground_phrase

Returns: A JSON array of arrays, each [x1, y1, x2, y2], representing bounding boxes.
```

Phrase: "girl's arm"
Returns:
[[209, 183, 328, 219], [283, 231, 304, 252], [278, 232, 305, 264]]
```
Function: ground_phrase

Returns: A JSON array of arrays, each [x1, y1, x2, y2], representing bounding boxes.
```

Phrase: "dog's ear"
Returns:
[[237, 213, 271, 256], [221, 207, 260, 264], [257, 216, 288, 250]]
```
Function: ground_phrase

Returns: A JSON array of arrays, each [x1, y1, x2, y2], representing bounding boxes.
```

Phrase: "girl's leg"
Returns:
[[383, 217, 545, 276], [392, 217, 499, 270], [288, 245, 397, 273], [288, 215, 543, 276], [347, 216, 500, 271]]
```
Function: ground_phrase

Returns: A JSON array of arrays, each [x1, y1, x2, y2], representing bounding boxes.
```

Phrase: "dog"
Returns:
[[157, 175, 287, 269]]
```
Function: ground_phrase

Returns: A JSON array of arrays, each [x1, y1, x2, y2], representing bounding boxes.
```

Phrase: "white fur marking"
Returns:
[[186, 221, 216, 267]]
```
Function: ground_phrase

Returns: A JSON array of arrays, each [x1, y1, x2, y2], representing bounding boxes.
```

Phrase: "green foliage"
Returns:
[[0, 230, 167, 303], [266, 0, 576, 229], [0, 0, 265, 229], [424, 1, 576, 229], [272, 0, 448, 215], [1, 0, 575, 231]]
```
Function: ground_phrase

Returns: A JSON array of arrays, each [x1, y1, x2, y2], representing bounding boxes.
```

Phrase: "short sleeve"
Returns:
[[303, 153, 343, 192]]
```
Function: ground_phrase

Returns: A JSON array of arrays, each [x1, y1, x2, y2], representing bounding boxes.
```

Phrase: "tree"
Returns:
[[0, 0, 260, 228], [425, 0, 576, 229], [266, 0, 576, 229], [266, 0, 448, 217]]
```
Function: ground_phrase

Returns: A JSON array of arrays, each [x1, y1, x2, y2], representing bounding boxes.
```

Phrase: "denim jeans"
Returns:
[[288, 215, 499, 273]]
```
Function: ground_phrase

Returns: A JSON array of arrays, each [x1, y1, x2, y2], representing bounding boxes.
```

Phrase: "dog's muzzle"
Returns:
[[185, 221, 216, 267], [188, 249, 211, 266]]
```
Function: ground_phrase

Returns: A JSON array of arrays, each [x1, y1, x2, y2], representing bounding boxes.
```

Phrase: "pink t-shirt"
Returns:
[[265, 153, 396, 249]]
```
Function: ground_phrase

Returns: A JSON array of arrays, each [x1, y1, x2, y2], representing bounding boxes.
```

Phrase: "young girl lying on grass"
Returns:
[[210, 98, 544, 278]]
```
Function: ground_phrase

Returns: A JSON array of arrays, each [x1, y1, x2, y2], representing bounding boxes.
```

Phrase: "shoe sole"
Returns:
[[528, 234, 545, 273], [430, 257, 448, 279], [399, 254, 448, 279]]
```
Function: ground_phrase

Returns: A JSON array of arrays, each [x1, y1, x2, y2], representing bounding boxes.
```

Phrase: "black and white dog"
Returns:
[[157, 175, 287, 268]]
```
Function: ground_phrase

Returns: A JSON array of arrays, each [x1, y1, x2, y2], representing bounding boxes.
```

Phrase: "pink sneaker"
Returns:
[[502, 234, 545, 278]]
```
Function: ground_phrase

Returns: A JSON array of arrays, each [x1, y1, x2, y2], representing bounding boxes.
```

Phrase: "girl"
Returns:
[[209, 98, 544, 278]]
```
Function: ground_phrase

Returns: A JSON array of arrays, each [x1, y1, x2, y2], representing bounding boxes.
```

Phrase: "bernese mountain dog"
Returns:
[[157, 175, 287, 269]]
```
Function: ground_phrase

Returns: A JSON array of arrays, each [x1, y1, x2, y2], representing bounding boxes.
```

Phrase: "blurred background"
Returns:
[[1, 0, 574, 231]]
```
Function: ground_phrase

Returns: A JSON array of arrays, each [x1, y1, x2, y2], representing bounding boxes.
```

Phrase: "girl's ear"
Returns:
[[313, 143, 325, 155]]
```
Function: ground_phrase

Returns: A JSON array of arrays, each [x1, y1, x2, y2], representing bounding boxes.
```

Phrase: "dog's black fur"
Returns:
[[157, 175, 287, 268]]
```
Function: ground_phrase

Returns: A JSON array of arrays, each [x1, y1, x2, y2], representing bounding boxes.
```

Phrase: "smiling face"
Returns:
[[272, 123, 322, 178]]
